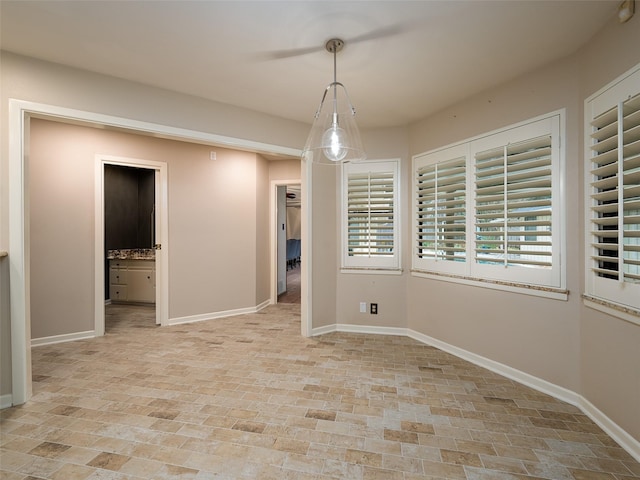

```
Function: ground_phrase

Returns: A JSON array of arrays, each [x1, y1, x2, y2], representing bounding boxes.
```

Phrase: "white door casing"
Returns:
[[95, 155, 169, 334], [276, 185, 287, 296]]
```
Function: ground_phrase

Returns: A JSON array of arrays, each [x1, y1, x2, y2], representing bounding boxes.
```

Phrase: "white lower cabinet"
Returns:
[[109, 259, 155, 303]]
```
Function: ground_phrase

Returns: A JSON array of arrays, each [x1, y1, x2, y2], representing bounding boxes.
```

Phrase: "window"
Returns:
[[342, 159, 400, 271], [585, 64, 640, 313], [414, 144, 468, 275], [412, 112, 564, 293], [474, 134, 554, 275]]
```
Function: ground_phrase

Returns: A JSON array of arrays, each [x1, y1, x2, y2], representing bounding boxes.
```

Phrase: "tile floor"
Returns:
[[1, 304, 639, 479], [278, 265, 301, 304]]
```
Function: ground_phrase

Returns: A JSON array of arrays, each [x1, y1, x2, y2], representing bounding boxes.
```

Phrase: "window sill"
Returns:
[[341, 267, 403, 276], [411, 269, 569, 301], [582, 295, 640, 327]]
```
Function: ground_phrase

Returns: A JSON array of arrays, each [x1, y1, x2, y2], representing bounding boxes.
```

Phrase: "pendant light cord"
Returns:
[[332, 43, 338, 124], [333, 45, 337, 84]]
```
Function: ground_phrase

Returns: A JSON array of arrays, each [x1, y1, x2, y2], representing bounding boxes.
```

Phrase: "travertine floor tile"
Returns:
[[0, 303, 638, 479]]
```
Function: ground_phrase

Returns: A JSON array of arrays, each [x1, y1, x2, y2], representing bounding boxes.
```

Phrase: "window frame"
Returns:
[[341, 159, 401, 273], [412, 111, 566, 299], [584, 63, 640, 321]]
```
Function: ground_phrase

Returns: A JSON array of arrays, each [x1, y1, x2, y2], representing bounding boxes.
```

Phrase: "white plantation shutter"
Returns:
[[590, 104, 623, 280], [475, 146, 507, 265], [587, 65, 640, 311], [412, 112, 563, 290], [475, 136, 553, 268], [347, 172, 394, 256], [413, 146, 467, 274], [343, 160, 400, 270], [623, 94, 640, 284]]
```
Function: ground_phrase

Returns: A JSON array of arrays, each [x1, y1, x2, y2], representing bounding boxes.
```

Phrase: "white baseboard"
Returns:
[[31, 330, 95, 347], [255, 299, 271, 312], [310, 324, 338, 336], [338, 323, 407, 336], [1, 393, 13, 409], [309, 322, 639, 463], [310, 323, 406, 337], [407, 328, 640, 463], [30, 302, 273, 345], [168, 300, 271, 326], [579, 396, 640, 463], [407, 329, 581, 406]]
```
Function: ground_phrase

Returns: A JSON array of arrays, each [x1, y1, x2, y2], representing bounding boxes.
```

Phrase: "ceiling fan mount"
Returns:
[[325, 38, 344, 54]]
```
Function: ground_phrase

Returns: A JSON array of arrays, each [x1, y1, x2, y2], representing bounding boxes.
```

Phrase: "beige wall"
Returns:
[[578, 12, 640, 443], [310, 164, 338, 328], [335, 126, 409, 328], [405, 12, 640, 442], [406, 54, 583, 389], [268, 158, 301, 183], [28, 118, 272, 338], [0, 53, 309, 150]]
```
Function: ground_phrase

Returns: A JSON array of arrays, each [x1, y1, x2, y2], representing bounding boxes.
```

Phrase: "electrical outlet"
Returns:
[[359, 302, 367, 313], [370, 303, 378, 315]]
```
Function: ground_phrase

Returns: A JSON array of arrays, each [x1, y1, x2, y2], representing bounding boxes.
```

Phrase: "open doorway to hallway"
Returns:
[[275, 183, 301, 306]]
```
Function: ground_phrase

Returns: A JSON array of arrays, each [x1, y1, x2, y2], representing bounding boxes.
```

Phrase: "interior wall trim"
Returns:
[[168, 299, 271, 326], [94, 155, 169, 333], [311, 323, 409, 338], [30, 330, 95, 348], [408, 328, 640, 463], [312, 322, 640, 463]]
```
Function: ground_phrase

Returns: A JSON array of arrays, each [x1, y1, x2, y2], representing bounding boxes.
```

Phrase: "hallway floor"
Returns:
[[1, 304, 638, 479], [278, 265, 301, 305]]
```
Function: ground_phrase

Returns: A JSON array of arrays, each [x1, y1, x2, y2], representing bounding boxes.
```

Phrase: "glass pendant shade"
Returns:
[[303, 82, 366, 165]]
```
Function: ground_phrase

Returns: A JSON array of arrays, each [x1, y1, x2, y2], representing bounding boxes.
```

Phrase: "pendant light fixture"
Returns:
[[302, 38, 366, 164]]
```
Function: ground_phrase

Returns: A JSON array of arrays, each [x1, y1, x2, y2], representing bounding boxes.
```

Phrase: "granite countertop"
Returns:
[[107, 248, 155, 260]]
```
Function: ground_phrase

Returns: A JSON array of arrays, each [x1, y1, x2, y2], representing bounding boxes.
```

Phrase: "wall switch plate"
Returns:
[[359, 302, 367, 313], [370, 303, 378, 314]]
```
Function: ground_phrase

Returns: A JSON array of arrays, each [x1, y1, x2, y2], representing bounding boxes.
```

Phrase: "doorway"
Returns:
[[104, 164, 156, 331], [271, 180, 302, 305], [94, 155, 168, 335], [277, 184, 301, 304], [8, 100, 309, 406]]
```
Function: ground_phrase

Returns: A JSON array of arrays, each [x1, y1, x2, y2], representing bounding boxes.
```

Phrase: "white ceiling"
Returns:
[[0, 1, 618, 129]]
